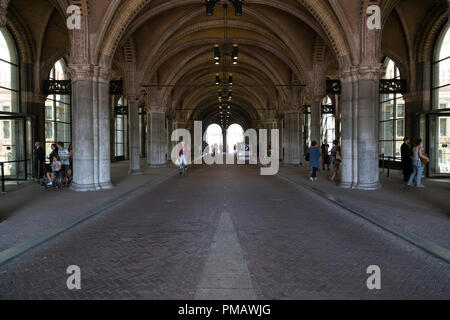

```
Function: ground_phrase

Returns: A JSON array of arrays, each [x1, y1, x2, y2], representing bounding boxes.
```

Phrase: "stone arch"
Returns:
[[416, 6, 449, 63], [97, 0, 352, 67]]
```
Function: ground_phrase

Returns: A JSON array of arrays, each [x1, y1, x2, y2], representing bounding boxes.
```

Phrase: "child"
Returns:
[[46, 154, 62, 186]]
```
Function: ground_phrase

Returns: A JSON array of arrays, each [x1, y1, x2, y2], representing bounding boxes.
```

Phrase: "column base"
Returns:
[[148, 164, 166, 168], [99, 181, 114, 190], [339, 181, 353, 189], [129, 169, 143, 175], [354, 181, 381, 191], [282, 162, 300, 167], [71, 183, 99, 192]]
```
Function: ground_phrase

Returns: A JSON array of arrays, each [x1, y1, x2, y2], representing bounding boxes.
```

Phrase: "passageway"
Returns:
[[1, 165, 448, 299]]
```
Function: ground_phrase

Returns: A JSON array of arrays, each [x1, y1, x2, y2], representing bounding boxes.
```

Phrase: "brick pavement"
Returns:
[[0, 165, 448, 299]]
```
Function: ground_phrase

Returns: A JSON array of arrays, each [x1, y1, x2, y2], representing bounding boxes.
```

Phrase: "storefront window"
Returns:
[[379, 58, 405, 160]]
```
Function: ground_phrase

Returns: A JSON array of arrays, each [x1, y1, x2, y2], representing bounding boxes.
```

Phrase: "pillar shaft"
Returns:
[[147, 111, 166, 167], [283, 111, 301, 165], [128, 98, 142, 174], [356, 71, 381, 190], [97, 72, 113, 189], [340, 78, 355, 188], [340, 65, 382, 190], [70, 65, 96, 191], [70, 65, 113, 191], [310, 99, 321, 144]]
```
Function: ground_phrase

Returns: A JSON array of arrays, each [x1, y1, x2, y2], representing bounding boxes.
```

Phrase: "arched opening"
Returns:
[[430, 23, 450, 175], [205, 123, 223, 155], [379, 57, 405, 160], [0, 27, 23, 178], [114, 96, 129, 161], [0, 27, 19, 113], [45, 59, 71, 155], [321, 96, 335, 145], [227, 123, 244, 154]]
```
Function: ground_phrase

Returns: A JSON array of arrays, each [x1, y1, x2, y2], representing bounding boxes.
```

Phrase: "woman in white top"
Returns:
[[407, 138, 429, 188]]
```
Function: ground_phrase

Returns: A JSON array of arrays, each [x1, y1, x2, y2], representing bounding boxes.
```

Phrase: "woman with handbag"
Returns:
[[407, 138, 429, 188]]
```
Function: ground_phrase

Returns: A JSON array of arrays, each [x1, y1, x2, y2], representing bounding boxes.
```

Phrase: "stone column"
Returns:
[[146, 90, 166, 167], [340, 70, 356, 188], [147, 110, 166, 167], [283, 110, 301, 166], [69, 65, 97, 191], [96, 66, 113, 189], [355, 65, 382, 190], [310, 97, 322, 145], [128, 96, 142, 174]]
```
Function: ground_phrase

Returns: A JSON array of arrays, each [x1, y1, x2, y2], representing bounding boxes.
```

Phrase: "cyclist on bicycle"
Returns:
[[178, 142, 188, 173]]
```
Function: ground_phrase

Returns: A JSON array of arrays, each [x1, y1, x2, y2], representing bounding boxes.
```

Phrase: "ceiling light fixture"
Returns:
[[205, 0, 243, 17]]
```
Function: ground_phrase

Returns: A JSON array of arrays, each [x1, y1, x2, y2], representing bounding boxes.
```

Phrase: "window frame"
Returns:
[[432, 23, 450, 110], [45, 58, 72, 155], [0, 26, 21, 114], [379, 58, 405, 161]]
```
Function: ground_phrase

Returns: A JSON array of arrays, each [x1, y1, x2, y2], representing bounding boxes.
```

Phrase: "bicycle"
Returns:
[[179, 162, 186, 177]]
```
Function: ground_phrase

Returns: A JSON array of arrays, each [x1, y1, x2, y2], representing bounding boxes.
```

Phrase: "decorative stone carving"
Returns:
[[67, 64, 95, 82], [0, 0, 8, 27]]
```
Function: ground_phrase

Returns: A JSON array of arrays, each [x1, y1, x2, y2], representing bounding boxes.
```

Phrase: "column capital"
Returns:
[[146, 105, 166, 114], [67, 64, 95, 82], [284, 105, 301, 114], [340, 64, 384, 83], [94, 65, 112, 84]]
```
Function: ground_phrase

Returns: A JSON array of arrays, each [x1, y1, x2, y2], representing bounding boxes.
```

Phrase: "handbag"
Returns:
[[421, 153, 429, 166]]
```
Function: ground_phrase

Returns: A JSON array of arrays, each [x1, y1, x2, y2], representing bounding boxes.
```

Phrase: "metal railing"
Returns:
[[379, 155, 402, 177], [0, 159, 29, 194]]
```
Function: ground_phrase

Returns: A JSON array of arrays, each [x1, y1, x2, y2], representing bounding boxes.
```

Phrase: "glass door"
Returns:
[[429, 113, 450, 176], [0, 116, 28, 180]]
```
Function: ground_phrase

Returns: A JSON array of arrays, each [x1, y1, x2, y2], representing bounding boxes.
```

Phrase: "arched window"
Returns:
[[205, 124, 223, 154], [379, 58, 405, 159], [0, 27, 20, 173], [0, 27, 19, 113], [115, 96, 128, 160], [433, 23, 450, 109], [431, 23, 450, 175], [321, 96, 335, 144], [45, 59, 71, 155], [227, 123, 244, 152]]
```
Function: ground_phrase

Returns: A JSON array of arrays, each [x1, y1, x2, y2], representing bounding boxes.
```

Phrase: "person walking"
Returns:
[[308, 141, 321, 182], [321, 140, 331, 171], [401, 137, 413, 182], [330, 140, 342, 182], [407, 138, 429, 188], [34, 141, 45, 181]]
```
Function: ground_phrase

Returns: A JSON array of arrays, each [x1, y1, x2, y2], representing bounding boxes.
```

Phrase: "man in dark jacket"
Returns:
[[401, 137, 413, 182], [34, 141, 45, 180]]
